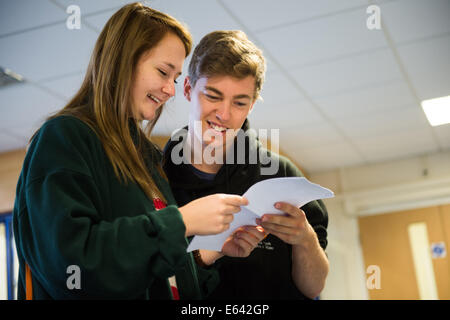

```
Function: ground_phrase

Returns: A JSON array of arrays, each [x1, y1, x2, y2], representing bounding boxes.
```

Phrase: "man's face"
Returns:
[[184, 75, 256, 151]]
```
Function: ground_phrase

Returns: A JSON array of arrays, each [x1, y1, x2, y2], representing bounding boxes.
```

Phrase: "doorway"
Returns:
[[358, 204, 450, 299]]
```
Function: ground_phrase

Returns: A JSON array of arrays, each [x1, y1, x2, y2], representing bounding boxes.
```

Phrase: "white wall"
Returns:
[[311, 150, 450, 300]]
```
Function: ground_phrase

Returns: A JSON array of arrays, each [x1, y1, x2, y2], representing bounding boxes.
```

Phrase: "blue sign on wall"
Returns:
[[0, 212, 14, 299], [431, 242, 447, 259]]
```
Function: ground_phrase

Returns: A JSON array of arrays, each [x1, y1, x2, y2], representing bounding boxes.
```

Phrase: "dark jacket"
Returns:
[[162, 120, 329, 299], [12, 115, 215, 299]]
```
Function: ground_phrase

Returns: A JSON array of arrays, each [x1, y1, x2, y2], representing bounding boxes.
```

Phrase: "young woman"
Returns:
[[13, 3, 265, 300]]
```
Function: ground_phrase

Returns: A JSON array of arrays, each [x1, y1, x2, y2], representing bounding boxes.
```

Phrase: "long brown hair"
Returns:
[[40, 2, 192, 201]]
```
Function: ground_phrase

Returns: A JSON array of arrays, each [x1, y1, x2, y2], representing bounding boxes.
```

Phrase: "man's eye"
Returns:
[[205, 94, 219, 100], [158, 69, 167, 76]]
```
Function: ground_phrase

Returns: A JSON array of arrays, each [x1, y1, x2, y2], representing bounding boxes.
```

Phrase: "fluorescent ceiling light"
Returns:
[[0, 66, 25, 87], [421, 95, 450, 127]]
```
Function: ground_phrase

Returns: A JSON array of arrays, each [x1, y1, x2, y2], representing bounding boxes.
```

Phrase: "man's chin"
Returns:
[[202, 139, 226, 150]]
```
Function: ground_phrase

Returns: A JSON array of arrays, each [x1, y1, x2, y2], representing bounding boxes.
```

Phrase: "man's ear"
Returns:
[[248, 101, 256, 115], [184, 76, 192, 102]]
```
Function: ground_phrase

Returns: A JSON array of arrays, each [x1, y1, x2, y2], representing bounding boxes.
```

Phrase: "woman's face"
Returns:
[[131, 32, 186, 121]]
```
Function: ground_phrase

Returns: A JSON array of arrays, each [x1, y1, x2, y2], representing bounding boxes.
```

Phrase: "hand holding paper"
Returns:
[[187, 177, 334, 252]]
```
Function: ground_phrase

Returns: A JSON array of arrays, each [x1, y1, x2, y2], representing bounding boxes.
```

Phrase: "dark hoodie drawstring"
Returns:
[[225, 164, 229, 193]]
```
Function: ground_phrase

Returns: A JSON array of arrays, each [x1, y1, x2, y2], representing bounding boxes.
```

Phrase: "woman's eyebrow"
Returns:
[[163, 62, 182, 75]]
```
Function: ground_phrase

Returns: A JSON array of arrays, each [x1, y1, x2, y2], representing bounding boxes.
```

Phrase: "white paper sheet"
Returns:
[[187, 177, 334, 252]]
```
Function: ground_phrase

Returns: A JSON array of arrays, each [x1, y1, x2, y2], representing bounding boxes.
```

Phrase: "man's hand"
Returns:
[[256, 202, 316, 247], [256, 202, 328, 298]]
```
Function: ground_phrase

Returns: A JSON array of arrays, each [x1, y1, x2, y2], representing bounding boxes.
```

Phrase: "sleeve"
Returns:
[[196, 264, 220, 298], [17, 118, 188, 299], [283, 156, 329, 250]]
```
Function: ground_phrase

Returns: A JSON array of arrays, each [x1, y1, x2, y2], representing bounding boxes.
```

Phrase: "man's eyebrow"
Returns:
[[204, 87, 252, 100], [234, 94, 252, 100], [204, 86, 223, 96]]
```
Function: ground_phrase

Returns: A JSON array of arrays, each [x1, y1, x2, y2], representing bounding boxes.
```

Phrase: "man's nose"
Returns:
[[216, 102, 231, 122]]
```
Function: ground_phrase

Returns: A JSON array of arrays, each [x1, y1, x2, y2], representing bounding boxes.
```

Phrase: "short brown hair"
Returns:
[[188, 30, 266, 100]]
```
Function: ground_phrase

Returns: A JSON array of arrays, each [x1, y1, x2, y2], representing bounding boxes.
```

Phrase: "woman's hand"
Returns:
[[179, 194, 248, 237], [221, 225, 267, 258]]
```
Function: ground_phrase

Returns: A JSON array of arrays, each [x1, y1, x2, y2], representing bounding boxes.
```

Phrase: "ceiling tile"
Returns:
[[147, 0, 242, 45], [248, 98, 325, 131], [222, 0, 368, 32], [353, 128, 439, 163], [0, 83, 64, 130], [433, 124, 450, 149], [335, 104, 431, 139], [0, 24, 98, 81], [0, 131, 27, 153], [291, 48, 403, 98], [4, 122, 41, 142], [397, 35, 450, 100], [39, 73, 84, 101], [256, 7, 388, 69], [313, 79, 415, 119], [279, 122, 345, 150], [287, 141, 364, 173], [80, 8, 115, 32], [258, 69, 305, 106], [84, 0, 243, 47], [0, 0, 64, 37], [53, 0, 131, 15], [382, 0, 450, 44]]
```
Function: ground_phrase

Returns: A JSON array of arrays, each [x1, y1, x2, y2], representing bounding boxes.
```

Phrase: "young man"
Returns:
[[163, 30, 329, 299]]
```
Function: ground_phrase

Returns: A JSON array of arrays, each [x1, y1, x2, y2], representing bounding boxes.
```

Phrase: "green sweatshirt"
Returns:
[[13, 115, 216, 299]]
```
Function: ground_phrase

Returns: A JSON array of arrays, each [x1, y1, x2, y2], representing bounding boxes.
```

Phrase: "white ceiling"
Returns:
[[0, 0, 449, 173]]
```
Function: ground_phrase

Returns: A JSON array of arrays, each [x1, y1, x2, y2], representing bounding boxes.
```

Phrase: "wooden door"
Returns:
[[358, 205, 450, 299]]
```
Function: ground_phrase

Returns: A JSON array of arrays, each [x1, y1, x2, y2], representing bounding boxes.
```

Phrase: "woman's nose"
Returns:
[[162, 80, 175, 97]]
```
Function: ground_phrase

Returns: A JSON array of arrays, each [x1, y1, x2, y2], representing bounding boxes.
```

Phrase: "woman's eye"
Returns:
[[159, 69, 178, 84], [235, 101, 247, 107]]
